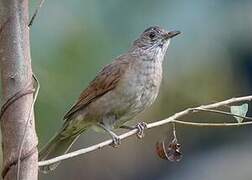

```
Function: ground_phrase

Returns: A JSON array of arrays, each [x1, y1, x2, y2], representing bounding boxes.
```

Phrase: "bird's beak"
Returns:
[[164, 30, 181, 39]]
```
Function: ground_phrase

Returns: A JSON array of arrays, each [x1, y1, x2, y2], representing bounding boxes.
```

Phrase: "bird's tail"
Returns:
[[38, 127, 86, 173]]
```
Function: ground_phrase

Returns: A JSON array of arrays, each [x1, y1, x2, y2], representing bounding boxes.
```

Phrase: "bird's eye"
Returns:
[[149, 32, 156, 39]]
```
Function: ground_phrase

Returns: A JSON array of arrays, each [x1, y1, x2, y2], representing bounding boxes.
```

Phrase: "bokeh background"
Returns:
[[3, 0, 252, 179]]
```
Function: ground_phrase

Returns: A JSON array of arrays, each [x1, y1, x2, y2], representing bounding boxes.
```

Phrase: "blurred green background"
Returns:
[[7, 0, 252, 179]]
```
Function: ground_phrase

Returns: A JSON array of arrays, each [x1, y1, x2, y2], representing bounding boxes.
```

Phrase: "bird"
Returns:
[[39, 26, 180, 172]]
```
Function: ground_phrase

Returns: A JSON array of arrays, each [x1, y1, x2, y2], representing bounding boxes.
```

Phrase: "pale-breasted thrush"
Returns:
[[39, 26, 180, 172]]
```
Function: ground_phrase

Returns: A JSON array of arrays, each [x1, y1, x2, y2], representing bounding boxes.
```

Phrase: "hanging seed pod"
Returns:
[[156, 123, 182, 161], [156, 138, 182, 162]]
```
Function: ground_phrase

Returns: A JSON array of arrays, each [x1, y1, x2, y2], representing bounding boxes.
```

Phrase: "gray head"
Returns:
[[131, 26, 180, 52]]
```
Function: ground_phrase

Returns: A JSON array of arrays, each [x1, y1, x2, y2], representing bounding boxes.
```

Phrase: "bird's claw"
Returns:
[[136, 122, 147, 139], [111, 135, 121, 147]]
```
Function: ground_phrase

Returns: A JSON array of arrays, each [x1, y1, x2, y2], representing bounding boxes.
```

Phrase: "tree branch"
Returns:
[[191, 107, 252, 121], [0, 0, 38, 179], [38, 95, 252, 167]]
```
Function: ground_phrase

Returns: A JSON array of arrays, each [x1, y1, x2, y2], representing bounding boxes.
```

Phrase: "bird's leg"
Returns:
[[120, 122, 147, 139], [97, 123, 121, 147]]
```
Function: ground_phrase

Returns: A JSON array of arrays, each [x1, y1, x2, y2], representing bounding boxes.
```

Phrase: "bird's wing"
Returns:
[[63, 55, 130, 120]]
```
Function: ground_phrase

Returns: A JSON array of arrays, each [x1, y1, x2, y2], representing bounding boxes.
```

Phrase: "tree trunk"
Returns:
[[0, 0, 38, 179]]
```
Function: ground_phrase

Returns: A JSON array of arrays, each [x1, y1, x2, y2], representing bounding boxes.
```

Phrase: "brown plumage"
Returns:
[[64, 57, 130, 120], [39, 26, 180, 173]]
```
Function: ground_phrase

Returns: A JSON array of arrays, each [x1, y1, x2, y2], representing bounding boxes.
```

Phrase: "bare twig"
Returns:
[[38, 95, 252, 167], [172, 119, 252, 127], [172, 123, 177, 140], [17, 74, 40, 180], [148, 95, 252, 128], [28, 0, 45, 27], [192, 107, 252, 121]]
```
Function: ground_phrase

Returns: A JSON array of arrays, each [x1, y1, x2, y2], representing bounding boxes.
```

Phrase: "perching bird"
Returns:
[[39, 26, 180, 172]]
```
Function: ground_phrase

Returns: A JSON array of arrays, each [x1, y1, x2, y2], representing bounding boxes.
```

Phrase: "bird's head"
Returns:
[[132, 26, 180, 52]]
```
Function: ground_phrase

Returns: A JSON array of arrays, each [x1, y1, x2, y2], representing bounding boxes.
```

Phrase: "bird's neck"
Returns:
[[129, 40, 170, 63]]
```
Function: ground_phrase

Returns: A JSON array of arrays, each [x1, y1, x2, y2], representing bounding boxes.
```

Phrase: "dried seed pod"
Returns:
[[166, 138, 182, 162], [156, 124, 182, 162], [156, 139, 182, 162], [156, 141, 168, 160]]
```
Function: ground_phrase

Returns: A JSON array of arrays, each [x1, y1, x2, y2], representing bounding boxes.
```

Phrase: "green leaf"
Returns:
[[230, 103, 249, 123]]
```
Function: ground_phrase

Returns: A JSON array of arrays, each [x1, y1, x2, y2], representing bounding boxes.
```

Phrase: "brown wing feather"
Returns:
[[63, 55, 130, 120]]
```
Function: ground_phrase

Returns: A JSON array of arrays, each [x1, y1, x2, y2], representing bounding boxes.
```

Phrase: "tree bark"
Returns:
[[0, 0, 38, 179]]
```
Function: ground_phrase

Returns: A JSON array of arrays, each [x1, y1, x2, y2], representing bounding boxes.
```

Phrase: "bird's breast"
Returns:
[[87, 59, 163, 129], [115, 59, 163, 116]]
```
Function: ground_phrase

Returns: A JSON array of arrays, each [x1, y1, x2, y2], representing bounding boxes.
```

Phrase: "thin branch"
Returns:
[[38, 95, 252, 167], [172, 119, 252, 127], [39, 129, 139, 167], [28, 0, 45, 27], [17, 74, 40, 180], [148, 95, 252, 128], [192, 107, 252, 121]]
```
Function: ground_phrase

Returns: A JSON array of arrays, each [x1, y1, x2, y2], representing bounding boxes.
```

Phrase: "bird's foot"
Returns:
[[135, 122, 147, 139], [111, 134, 121, 147], [96, 123, 121, 147]]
